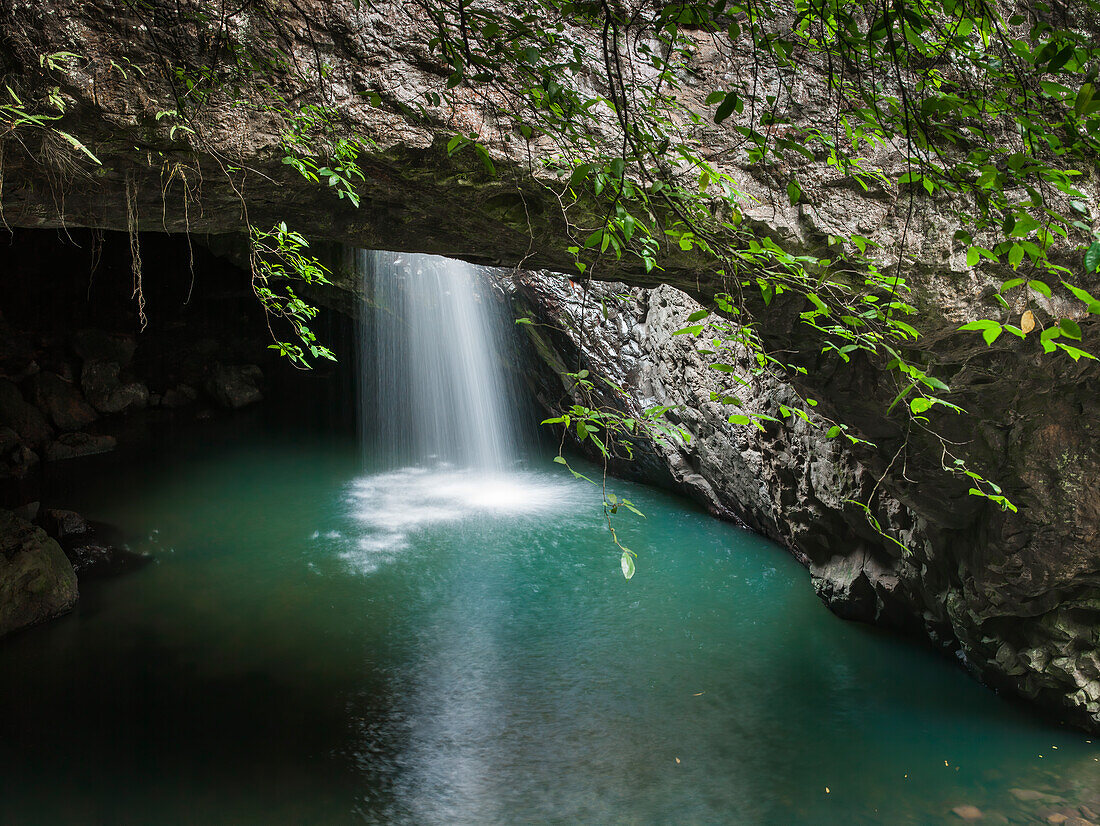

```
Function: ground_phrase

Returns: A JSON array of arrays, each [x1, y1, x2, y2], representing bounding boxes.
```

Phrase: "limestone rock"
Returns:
[[28, 371, 98, 431], [0, 509, 78, 638]]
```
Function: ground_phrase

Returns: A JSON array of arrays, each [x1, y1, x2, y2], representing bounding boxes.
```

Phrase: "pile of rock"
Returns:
[[0, 504, 154, 639], [0, 321, 265, 480]]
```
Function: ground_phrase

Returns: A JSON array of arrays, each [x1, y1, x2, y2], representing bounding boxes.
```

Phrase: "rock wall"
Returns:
[[509, 272, 1100, 733]]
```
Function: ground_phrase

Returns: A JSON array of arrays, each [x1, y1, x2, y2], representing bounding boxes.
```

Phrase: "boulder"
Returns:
[[206, 364, 263, 409], [0, 508, 78, 638], [161, 383, 199, 409], [0, 378, 53, 447], [80, 359, 149, 414], [71, 329, 136, 368], [28, 371, 98, 431], [0, 425, 21, 456], [0, 441, 39, 479], [45, 432, 117, 462]]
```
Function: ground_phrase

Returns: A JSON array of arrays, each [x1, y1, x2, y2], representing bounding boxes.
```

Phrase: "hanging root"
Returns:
[[160, 160, 198, 303], [0, 139, 7, 232], [87, 226, 103, 299], [126, 171, 147, 330]]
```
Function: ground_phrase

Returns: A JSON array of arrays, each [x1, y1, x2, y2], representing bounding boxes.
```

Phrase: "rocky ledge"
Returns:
[[508, 272, 1100, 733]]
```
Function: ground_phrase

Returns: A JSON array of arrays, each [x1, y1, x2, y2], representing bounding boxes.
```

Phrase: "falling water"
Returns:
[[357, 249, 523, 471]]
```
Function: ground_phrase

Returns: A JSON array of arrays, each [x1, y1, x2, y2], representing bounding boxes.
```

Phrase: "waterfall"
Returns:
[[358, 250, 522, 471], [343, 250, 572, 572]]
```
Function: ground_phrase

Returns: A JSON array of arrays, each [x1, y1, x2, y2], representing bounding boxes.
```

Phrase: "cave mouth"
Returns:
[[0, 227, 361, 495], [1, 228, 1097, 824]]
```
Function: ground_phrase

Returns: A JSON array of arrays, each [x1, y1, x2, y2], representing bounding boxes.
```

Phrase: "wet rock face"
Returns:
[[509, 272, 1100, 733], [0, 509, 78, 638]]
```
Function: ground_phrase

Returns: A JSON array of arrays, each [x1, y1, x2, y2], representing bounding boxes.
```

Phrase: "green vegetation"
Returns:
[[413, 0, 1100, 553], [3, 0, 1099, 571]]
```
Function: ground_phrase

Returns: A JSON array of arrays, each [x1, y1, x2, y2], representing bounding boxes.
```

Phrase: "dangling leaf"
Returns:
[[620, 551, 635, 580], [1021, 309, 1036, 334]]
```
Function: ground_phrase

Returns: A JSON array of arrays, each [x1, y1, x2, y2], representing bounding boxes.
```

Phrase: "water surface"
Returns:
[[0, 419, 1096, 824]]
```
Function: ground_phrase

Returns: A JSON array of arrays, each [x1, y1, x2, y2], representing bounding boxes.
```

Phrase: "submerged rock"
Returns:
[[63, 540, 153, 579], [951, 804, 984, 821], [37, 509, 153, 579], [0, 509, 78, 638]]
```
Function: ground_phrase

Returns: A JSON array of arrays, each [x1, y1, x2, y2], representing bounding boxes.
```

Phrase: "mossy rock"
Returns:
[[0, 509, 78, 638]]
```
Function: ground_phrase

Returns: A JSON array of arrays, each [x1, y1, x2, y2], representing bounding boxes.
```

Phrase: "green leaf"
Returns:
[[959, 319, 1003, 345], [673, 324, 704, 336], [1085, 242, 1100, 273], [568, 163, 590, 189], [966, 246, 998, 266], [1061, 280, 1100, 313], [621, 551, 635, 580], [1028, 279, 1052, 297], [1059, 318, 1082, 339], [474, 144, 496, 175], [826, 425, 842, 438], [786, 179, 802, 205], [1076, 83, 1097, 117], [1056, 342, 1096, 361], [910, 397, 933, 414], [686, 309, 709, 322], [714, 91, 738, 123]]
